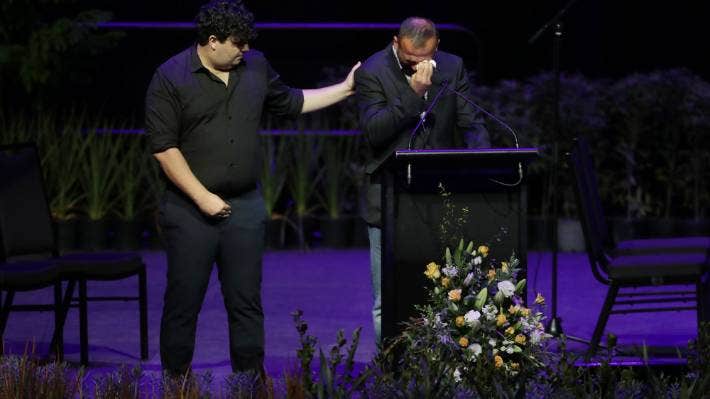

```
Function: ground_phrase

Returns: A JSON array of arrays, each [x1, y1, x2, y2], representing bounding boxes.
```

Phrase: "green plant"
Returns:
[[42, 114, 90, 221], [114, 133, 147, 221], [286, 132, 324, 249], [260, 133, 288, 218], [319, 135, 356, 220], [0, 351, 83, 399], [92, 365, 141, 399], [290, 310, 369, 399], [80, 125, 123, 221]]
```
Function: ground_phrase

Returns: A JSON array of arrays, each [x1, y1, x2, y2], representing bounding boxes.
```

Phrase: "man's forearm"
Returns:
[[153, 147, 210, 204], [301, 82, 353, 113]]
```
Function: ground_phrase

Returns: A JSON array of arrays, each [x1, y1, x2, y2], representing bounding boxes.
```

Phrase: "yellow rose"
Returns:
[[424, 262, 441, 280], [455, 316, 466, 327], [487, 269, 496, 280], [534, 293, 546, 305], [478, 245, 489, 257], [501, 261, 509, 273], [459, 337, 469, 348], [494, 355, 504, 368], [508, 305, 519, 315], [505, 327, 515, 336], [515, 334, 527, 345], [441, 277, 450, 288], [511, 362, 520, 370], [496, 314, 507, 327], [448, 289, 462, 302], [520, 307, 531, 317]]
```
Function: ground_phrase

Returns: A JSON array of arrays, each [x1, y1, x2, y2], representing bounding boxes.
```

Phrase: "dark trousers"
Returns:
[[158, 189, 266, 375]]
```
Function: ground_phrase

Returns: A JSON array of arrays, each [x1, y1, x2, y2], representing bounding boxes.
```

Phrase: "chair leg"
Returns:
[[587, 284, 619, 359], [52, 282, 64, 362], [49, 280, 75, 357], [79, 279, 89, 366], [139, 267, 148, 360], [0, 290, 15, 337], [698, 274, 710, 324]]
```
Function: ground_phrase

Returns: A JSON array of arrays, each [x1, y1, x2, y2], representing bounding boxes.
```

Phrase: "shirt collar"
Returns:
[[189, 44, 205, 73], [391, 44, 404, 70]]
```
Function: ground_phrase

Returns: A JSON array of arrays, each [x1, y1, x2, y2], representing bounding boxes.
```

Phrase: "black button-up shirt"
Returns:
[[145, 45, 304, 198]]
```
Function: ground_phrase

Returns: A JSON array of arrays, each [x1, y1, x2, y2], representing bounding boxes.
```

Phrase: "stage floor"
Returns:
[[2, 249, 697, 382]]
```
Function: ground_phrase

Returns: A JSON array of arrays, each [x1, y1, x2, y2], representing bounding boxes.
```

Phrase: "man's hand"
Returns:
[[343, 61, 362, 95], [195, 191, 232, 218], [409, 59, 434, 97]]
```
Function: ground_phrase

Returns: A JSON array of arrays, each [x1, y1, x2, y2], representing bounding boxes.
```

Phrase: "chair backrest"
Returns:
[[0, 143, 56, 259], [568, 137, 611, 284], [573, 136, 615, 250]]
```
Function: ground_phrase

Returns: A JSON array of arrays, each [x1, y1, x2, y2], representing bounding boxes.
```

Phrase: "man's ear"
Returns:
[[392, 35, 399, 50]]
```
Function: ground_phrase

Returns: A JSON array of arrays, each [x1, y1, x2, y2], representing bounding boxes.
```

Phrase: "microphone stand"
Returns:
[[407, 79, 450, 185], [528, 0, 591, 346]]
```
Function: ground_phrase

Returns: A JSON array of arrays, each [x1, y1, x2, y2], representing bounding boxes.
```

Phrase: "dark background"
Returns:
[[60, 0, 709, 120]]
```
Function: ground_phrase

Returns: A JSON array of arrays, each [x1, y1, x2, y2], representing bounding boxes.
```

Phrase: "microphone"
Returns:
[[407, 76, 450, 185], [444, 86, 525, 187]]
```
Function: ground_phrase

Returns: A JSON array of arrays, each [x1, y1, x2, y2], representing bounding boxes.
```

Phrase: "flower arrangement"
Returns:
[[421, 239, 551, 395]]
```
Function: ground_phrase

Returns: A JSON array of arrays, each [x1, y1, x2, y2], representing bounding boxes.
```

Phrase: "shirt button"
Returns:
[[229, 139, 235, 144], [229, 163, 235, 167], [228, 116, 232, 120]]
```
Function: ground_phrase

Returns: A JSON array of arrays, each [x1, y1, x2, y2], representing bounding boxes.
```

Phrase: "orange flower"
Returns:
[[424, 262, 441, 280], [448, 289, 462, 302], [508, 305, 519, 315], [515, 334, 527, 345], [496, 314, 507, 327], [459, 336, 469, 348], [505, 326, 515, 336], [455, 316, 466, 327], [511, 362, 520, 370], [501, 261, 509, 273], [478, 245, 489, 257], [487, 269, 496, 280], [534, 293, 546, 305], [494, 355, 504, 368]]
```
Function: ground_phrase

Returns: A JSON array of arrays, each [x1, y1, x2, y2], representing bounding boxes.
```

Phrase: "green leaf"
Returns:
[[465, 241, 474, 254], [494, 290, 504, 304], [515, 279, 526, 294], [474, 288, 488, 310], [318, 349, 332, 399]]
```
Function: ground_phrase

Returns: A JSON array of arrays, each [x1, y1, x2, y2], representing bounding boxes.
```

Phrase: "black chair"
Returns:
[[0, 146, 66, 359], [0, 143, 148, 366], [572, 136, 710, 255], [568, 137, 710, 357]]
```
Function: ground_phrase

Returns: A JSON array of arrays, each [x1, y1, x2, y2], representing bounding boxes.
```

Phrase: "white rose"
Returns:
[[497, 280, 516, 297], [464, 310, 481, 325], [463, 272, 474, 286], [473, 256, 482, 265], [442, 266, 458, 277], [453, 368, 462, 382], [489, 338, 497, 347], [469, 343, 482, 357]]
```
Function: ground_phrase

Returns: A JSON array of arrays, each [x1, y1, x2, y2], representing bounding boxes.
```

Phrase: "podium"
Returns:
[[376, 148, 538, 341]]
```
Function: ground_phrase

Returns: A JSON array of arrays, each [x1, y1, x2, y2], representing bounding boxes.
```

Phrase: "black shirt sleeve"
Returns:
[[145, 69, 181, 153], [263, 61, 304, 117]]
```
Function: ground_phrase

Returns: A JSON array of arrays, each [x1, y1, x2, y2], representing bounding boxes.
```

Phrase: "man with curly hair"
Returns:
[[145, 0, 359, 377]]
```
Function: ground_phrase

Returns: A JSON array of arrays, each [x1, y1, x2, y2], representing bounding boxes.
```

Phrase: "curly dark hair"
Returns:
[[195, 0, 257, 45]]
